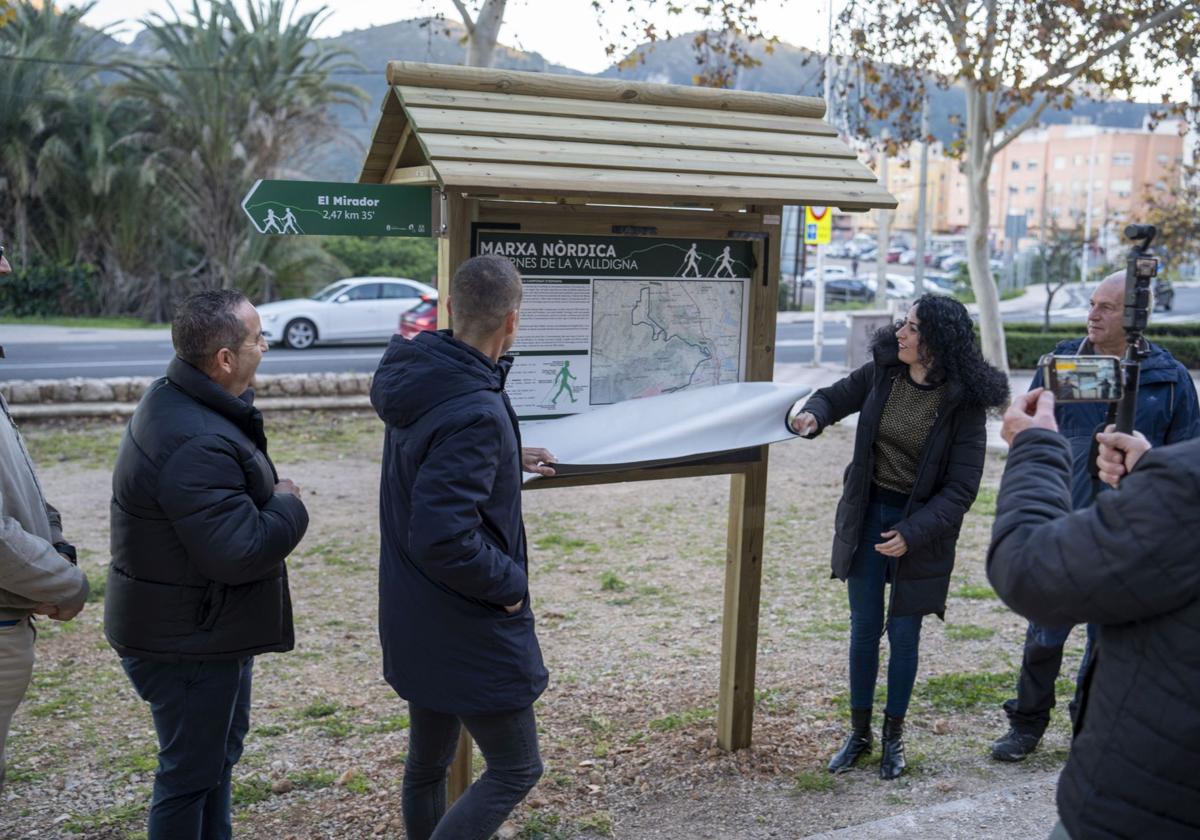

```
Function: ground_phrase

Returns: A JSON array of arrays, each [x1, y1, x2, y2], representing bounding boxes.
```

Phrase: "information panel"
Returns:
[[476, 231, 754, 420]]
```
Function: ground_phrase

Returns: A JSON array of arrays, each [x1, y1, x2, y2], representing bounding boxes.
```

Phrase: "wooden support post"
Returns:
[[717, 211, 781, 752], [449, 729, 474, 803], [440, 190, 479, 803], [717, 454, 769, 750]]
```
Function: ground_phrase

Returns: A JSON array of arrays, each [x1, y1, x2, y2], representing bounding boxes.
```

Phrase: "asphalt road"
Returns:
[[2, 285, 1196, 380]]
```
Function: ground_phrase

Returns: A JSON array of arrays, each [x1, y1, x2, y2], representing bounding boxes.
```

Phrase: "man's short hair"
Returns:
[[172, 289, 250, 367], [451, 255, 522, 336]]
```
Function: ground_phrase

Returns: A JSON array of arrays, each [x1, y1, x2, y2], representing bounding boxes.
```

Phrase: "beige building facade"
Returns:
[[856, 121, 1184, 247]]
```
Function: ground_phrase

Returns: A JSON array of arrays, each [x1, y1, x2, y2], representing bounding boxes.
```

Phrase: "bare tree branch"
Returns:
[[450, 0, 476, 35]]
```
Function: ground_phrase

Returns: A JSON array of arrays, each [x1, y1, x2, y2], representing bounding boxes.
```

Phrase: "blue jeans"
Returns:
[[121, 657, 253, 840], [403, 703, 542, 840], [847, 493, 924, 718]]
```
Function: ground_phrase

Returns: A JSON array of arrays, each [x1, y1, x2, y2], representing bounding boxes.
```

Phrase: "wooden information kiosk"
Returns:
[[358, 61, 896, 798]]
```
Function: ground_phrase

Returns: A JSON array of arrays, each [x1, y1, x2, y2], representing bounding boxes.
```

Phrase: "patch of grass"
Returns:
[[576, 811, 615, 836], [232, 775, 272, 806], [345, 773, 371, 795], [536, 533, 593, 552], [599, 571, 627, 592], [519, 811, 569, 840], [290, 768, 337, 790], [793, 769, 836, 792], [113, 745, 158, 777], [920, 671, 1014, 711], [300, 700, 339, 719], [970, 486, 999, 516], [945, 623, 996, 642], [266, 411, 382, 456], [24, 426, 123, 469], [85, 569, 106, 602], [255, 724, 288, 737], [63, 801, 146, 834], [648, 706, 715, 731], [315, 716, 354, 738], [953, 584, 998, 600], [3, 764, 51, 784], [361, 713, 409, 734]]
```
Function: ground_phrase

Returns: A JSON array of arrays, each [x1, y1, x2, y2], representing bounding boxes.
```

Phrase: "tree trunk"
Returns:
[[466, 0, 507, 68], [963, 81, 1008, 370]]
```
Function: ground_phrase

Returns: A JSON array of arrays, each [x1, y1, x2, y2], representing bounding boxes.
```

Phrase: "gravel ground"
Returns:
[[2, 410, 1078, 839]]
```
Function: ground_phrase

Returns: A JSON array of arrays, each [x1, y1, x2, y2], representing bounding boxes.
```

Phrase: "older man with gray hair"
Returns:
[[106, 289, 308, 839], [0, 245, 90, 788], [991, 270, 1199, 762]]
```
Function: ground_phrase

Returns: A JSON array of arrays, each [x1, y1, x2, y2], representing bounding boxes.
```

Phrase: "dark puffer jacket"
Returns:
[[372, 330, 547, 716], [802, 341, 991, 618], [989, 429, 1200, 839], [106, 357, 308, 661]]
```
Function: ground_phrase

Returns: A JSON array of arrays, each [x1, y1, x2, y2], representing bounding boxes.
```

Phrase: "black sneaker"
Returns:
[[991, 728, 1041, 762]]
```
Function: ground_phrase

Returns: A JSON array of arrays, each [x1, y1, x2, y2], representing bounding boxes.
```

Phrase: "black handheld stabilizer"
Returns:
[[1113, 224, 1158, 433]]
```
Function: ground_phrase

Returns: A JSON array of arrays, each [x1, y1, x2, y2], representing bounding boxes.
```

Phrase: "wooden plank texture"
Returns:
[[421, 135, 874, 182], [432, 161, 898, 210], [406, 107, 853, 159], [386, 61, 825, 118], [397, 86, 836, 136]]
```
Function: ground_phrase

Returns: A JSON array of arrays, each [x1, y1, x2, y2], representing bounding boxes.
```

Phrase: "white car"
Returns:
[[257, 277, 437, 350]]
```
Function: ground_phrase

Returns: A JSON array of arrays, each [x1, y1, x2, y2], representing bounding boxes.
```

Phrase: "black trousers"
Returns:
[[1003, 621, 1095, 737]]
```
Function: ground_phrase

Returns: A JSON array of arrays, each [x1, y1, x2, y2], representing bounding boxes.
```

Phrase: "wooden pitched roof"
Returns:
[[359, 62, 896, 211]]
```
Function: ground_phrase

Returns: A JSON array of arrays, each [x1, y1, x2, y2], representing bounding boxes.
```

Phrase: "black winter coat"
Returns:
[[371, 330, 547, 715], [989, 429, 1200, 839], [802, 343, 988, 618], [106, 357, 309, 661]]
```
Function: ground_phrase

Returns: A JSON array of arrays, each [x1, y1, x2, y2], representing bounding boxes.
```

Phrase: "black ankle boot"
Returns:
[[879, 713, 906, 780], [828, 708, 873, 773]]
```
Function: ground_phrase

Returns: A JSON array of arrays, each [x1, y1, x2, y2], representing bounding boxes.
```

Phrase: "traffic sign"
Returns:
[[804, 205, 832, 245], [241, 180, 433, 237]]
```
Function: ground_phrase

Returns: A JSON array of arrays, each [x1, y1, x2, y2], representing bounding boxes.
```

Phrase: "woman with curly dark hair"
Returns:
[[788, 294, 1009, 779]]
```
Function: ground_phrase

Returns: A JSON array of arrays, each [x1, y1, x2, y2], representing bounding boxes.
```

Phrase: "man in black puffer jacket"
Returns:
[[990, 389, 1200, 839], [106, 290, 308, 840]]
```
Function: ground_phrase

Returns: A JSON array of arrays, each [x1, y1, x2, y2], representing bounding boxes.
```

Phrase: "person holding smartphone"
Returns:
[[990, 271, 1199, 763], [788, 294, 1008, 779]]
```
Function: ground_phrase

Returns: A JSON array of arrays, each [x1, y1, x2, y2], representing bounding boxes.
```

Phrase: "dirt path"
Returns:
[[3, 411, 1076, 839]]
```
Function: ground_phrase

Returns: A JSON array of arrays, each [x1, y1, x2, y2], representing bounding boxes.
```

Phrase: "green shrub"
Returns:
[[1004, 330, 1200, 368], [0, 261, 101, 317]]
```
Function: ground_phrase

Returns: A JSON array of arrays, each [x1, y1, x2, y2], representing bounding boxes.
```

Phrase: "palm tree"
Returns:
[[0, 0, 108, 269], [118, 0, 365, 293]]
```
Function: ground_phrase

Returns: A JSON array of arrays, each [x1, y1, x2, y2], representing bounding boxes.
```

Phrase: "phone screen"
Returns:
[[1044, 355, 1122, 402]]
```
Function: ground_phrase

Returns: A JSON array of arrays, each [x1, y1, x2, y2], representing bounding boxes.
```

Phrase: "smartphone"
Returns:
[[1038, 355, 1123, 403]]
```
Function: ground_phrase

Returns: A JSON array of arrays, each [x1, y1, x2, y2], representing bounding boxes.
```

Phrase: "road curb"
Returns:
[[7, 394, 375, 420], [1, 371, 373, 407]]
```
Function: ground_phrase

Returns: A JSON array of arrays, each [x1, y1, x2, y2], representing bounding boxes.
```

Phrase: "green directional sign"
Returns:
[[241, 179, 433, 237]]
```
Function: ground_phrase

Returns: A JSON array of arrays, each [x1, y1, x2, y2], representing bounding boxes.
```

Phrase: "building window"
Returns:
[[1073, 154, 1084, 166], [1157, 154, 1171, 166], [1008, 185, 1019, 195], [1011, 160, 1021, 171], [1025, 185, 1037, 194], [1110, 178, 1132, 198], [1027, 160, 1039, 170], [1052, 182, 1064, 194], [1093, 154, 1106, 165], [1112, 152, 1133, 166], [1054, 156, 1066, 170]]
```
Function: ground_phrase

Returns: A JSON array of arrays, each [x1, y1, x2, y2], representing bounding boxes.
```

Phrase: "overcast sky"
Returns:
[[80, 0, 1185, 102], [82, 0, 823, 74]]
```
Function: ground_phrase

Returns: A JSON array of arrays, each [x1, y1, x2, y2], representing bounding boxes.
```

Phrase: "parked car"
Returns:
[[398, 293, 439, 338], [885, 247, 905, 264], [920, 273, 957, 296], [1154, 277, 1175, 311], [825, 278, 874, 303], [258, 276, 437, 349], [802, 265, 852, 287], [857, 246, 879, 262]]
